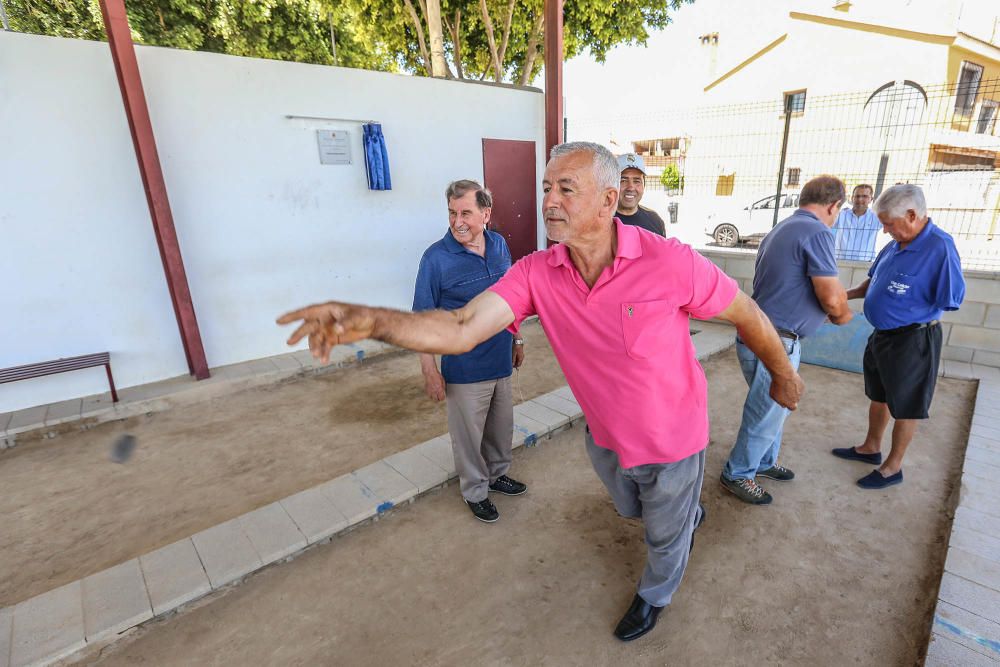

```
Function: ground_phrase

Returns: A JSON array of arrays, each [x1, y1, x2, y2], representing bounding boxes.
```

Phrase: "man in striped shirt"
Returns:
[[833, 184, 880, 261]]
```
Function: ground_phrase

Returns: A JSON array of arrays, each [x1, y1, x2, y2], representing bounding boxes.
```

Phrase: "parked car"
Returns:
[[704, 192, 800, 247]]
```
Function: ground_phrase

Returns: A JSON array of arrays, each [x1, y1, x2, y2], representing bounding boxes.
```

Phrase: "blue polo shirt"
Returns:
[[833, 207, 881, 261], [412, 229, 514, 384], [864, 219, 965, 330], [752, 209, 840, 338]]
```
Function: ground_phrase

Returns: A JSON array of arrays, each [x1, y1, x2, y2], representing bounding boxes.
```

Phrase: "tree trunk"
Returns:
[[498, 0, 516, 65], [444, 9, 464, 79], [479, 0, 503, 81], [425, 0, 450, 78], [401, 0, 431, 74], [519, 13, 544, 86]]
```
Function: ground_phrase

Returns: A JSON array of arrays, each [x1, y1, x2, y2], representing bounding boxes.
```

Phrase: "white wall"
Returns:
[[0, 32, 545, 412]]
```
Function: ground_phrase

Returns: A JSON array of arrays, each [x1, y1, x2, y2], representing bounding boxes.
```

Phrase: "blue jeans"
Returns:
[[722, 337, 802, 481]]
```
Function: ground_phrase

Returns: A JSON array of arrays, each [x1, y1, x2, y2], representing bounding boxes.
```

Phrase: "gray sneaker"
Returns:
[[757, 465, 795, 482], [720, 473, 773, 505]]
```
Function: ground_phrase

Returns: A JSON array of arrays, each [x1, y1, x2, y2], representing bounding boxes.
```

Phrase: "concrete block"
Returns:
[[79, 392, 115, 419], [317, 474, 380, 524], [971, 423, 1000, 442], [5, 405, 46, 434], [972, 366, 1000, 381], [945, 547, 1000, 592], [279, 486, 349, 544], [942, 360, 976, 379], [950, 527, 1000, 567], [512, 413, 549, 447], [973, 349, 1000, 369], [973, 413, 1000, 432], [411, 436, 456, 476], [938, 571, 1000, 624], [933, 601, 1000, 663], [209, 362, 256, 382], [943, 302, 987, 326], [0, 412, 11, 434], [239, 503, 307, 566], [384, 447, 451, 493], [515, 401, 569, 430], [950, 326, 1000, 354], [247, 358, 280, 376], [270, 353, 302, 372], [43, 399, 82, 427], [953, 506, 1000, 541], [962, 474, 1000, 504], [959, 479, 1000, 519], [941, 346, 975, 363], [968, 436, 1000, 457], [965, 278, 1000, 305], [962, 457, 1000, 483], [925, 632, 998, 666], [974, 403, 1000, 422], [81, 559, 152, 643], [352, 461, 418, 510], [837, 265, 853, 286], [964, 446, 1000, 472], [292, 349, 319, 369], [553, 386, 578, 402], [10, 581, 85, 667], [986, 305, 1000, 329], [139, 538, 212, 616], [531, 392, 583, 419], [693, 330, 737, 360], [1, 606, 11, 667], [191, 519, 263, 589], [725, 257, 755, 280]]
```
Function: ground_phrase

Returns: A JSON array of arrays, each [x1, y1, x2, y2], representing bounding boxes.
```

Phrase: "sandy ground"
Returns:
[[74, 350, 975, 667], [0, 321, 565, 607]]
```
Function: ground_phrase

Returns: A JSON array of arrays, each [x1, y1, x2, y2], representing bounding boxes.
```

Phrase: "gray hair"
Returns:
[[550, 142, 620, 190], [445, 179, 492, 210], [873, 184, 927, 219]]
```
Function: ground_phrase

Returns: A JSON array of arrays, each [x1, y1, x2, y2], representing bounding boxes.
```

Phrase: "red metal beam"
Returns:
[[98, 0, 210, 380], [544, 0, 564, 159]]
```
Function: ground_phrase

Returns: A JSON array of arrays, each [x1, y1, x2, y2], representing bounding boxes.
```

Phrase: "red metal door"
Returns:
[[482, 139, 537, 262]]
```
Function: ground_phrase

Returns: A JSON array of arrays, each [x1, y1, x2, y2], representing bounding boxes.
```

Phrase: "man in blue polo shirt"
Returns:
[[833, 184, 965, 489], [721, 175, 854, 505], [413, 179, 527, 522], [832, 184, 880, 261]]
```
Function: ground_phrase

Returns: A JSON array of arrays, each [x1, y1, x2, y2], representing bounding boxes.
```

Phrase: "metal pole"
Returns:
[[98, 0, 210, 380], [0, 0, 10, 31], [544, 0, 564, 159], [773, 95, 793, 228]]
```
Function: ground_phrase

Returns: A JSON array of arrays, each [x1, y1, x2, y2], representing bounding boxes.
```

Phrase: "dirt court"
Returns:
[[65, 346, 976, 666], [0, 322, 566, 607]]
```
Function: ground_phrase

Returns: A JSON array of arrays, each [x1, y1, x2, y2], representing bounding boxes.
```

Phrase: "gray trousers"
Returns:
[[585, 428, 706, 607], [446, 376, 514, 503]]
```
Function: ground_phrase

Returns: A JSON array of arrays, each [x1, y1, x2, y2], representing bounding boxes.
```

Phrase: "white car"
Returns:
[[704, 192, 801, 247]]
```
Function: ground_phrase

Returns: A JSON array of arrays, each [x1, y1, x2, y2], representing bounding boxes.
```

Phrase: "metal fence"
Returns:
[[573, 78, 1000, 271]]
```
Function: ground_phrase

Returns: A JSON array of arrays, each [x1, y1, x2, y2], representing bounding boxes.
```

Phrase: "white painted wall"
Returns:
[[0, 32, 545, 412]]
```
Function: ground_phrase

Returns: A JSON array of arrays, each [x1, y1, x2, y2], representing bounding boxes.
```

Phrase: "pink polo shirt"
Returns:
[[490, 220, 738, 468]]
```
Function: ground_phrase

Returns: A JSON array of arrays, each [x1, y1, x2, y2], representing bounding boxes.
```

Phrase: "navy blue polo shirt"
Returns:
[[412, 229, 514, 384], [864, 219, 965, 330], [752, 209, 839, 338]]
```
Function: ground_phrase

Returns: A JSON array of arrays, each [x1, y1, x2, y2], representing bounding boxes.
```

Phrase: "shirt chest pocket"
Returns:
[[885, 271, 916, 298], [621, 300, 679, 360]]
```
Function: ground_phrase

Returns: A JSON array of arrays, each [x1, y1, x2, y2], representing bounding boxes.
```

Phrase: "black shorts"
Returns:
[[863, 322, 942, 419]]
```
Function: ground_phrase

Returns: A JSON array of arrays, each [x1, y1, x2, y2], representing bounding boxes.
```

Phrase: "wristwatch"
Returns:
[[513, 338, 524, 346]]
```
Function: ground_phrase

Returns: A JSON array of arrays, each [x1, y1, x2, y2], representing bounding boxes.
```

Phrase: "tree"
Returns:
[[660, 163, 683, 193], [6, 0, 693, 85]]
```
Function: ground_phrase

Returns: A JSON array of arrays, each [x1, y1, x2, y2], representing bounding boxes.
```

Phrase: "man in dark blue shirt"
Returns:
[[834, 184, 965, 489], [412, 180, 526, 522], [721, 175, 854, 505]]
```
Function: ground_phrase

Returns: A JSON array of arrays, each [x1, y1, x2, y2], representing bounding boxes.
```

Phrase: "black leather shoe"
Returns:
[[489, 475, 527, 496], [466, 498, 499, 523], [613, 594, 664, 641]]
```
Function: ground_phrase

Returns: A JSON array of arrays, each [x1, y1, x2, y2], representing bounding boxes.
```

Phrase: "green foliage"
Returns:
[[5, 0, 691, 83], [660, 163, 683, 192]]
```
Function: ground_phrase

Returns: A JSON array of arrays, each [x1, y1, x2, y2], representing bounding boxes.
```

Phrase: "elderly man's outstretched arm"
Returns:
[[277, 290, 515, 364]]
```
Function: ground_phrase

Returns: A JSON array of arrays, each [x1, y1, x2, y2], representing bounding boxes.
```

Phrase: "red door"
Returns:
[[482, 139, 538, 261]]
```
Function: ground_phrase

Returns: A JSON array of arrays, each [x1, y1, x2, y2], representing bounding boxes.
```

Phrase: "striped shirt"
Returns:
[[833, 208, 881, 261]]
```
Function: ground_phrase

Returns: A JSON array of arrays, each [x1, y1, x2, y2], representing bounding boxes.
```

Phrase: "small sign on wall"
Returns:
[[316, 130, 351, 165]]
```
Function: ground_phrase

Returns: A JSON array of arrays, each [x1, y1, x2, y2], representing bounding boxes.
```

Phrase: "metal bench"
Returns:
[[0, 352, 118, 402]]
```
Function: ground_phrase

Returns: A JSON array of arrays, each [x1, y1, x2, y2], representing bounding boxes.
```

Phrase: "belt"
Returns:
[[875, 320, 939, 336], [775, 328, 800, 341]]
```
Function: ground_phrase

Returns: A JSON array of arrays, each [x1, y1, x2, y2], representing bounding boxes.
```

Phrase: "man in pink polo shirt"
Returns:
[[278, 142, 804, 642]]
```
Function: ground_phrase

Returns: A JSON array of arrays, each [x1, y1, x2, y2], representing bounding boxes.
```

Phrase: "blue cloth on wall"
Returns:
[[362, 123, 392, 190]]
